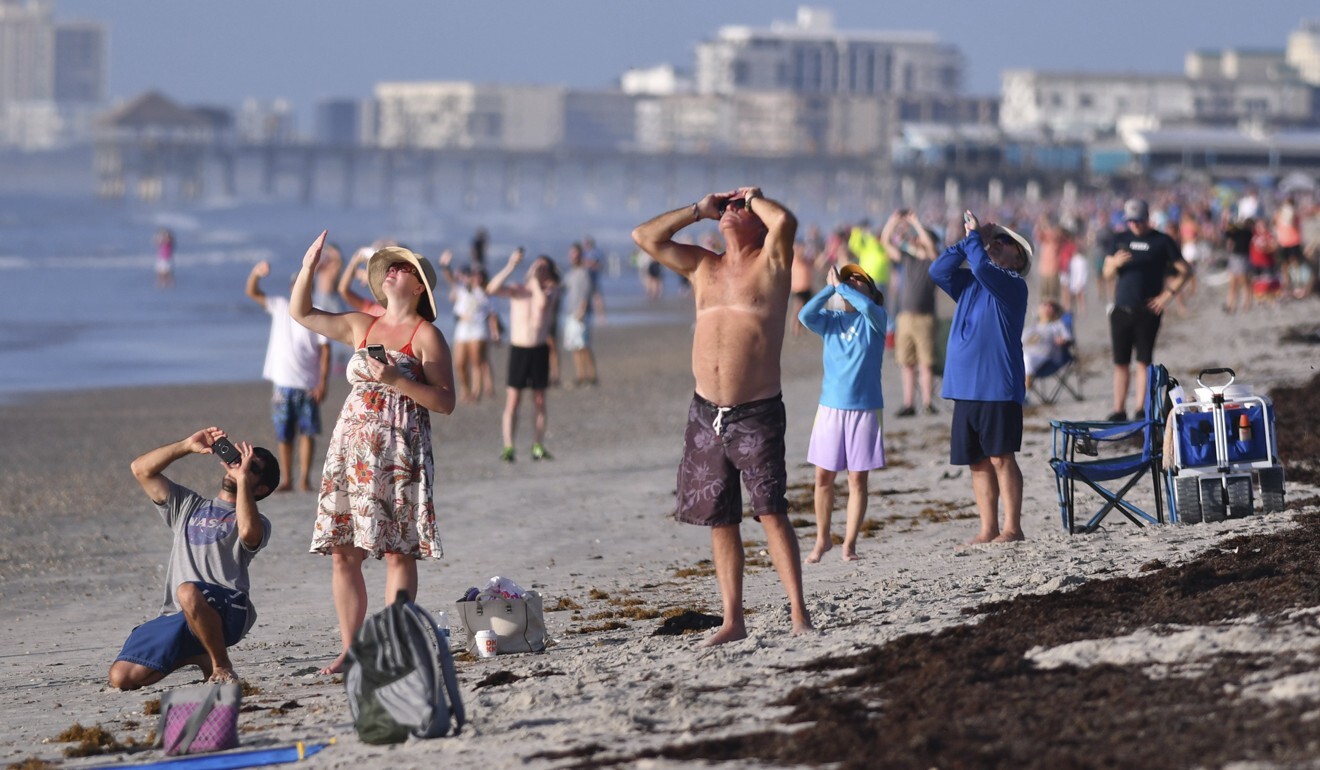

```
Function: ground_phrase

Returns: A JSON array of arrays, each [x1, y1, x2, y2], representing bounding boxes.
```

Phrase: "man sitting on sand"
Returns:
[[632, 186, 813, 645], [930, 211, 1031, 545], [109, 428, 279, 690]]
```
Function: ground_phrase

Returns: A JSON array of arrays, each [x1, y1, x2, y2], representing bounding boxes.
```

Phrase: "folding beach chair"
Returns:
[[1029, 312, 1083, 405], [1049, 363, 1171, 534]]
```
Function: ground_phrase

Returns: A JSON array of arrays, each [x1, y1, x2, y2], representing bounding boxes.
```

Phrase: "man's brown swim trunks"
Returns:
[[675, 392, 788, 526]]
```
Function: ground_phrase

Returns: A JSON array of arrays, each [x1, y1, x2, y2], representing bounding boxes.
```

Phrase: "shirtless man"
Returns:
[[788, 227, 825, 336], [632, 186, 813, 645], [487, 248, 561, 462]]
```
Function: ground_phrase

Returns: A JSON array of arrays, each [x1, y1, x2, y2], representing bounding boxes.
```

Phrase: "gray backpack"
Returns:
[[345, 593, 465, 744]]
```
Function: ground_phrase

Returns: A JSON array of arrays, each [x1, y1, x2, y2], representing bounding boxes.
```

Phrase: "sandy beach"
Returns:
[[3, 286, 1319, 769]]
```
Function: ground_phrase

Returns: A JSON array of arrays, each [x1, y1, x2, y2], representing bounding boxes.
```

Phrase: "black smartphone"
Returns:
[[212, 437, 241, 466], [366, 344, 388, 364]]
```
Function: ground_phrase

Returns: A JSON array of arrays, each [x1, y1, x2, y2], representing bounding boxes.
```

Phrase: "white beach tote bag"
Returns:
[[456, 591, 547, 655]]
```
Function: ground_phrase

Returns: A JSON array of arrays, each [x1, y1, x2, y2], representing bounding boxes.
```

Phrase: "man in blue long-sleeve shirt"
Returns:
[[929, 211, 1031, 544]]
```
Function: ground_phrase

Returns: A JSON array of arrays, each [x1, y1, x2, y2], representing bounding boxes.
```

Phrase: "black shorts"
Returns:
[[507, 344, 550, 390], [949, 400, 1023, 465], [675, 393, 788, 526], [1109, 305, 1162, 366]]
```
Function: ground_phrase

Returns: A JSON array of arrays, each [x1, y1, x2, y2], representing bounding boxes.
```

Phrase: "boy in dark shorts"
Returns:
[[930, 211, 1032, 545], [109, 427, 279, 690]]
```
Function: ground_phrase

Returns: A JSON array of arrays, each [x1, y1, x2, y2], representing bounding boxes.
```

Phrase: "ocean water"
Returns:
[[0, 193, 671, 403]]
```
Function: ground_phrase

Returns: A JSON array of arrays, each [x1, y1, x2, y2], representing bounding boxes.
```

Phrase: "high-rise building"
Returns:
[[0, 0, 105, 148], [0, 0, 55, 103], [53, 20, 104, 103]]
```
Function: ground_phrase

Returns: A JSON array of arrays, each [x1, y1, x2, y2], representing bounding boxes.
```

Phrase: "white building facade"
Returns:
[[374, 82, 566, 151], [693, 7, 962, 98]]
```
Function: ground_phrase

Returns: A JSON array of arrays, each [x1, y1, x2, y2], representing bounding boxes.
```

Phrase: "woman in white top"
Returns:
[[440, 251, 496, 404]]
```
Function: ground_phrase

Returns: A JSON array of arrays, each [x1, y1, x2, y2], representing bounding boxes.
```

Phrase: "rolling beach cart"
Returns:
[[1166, 368, 1285, 523]]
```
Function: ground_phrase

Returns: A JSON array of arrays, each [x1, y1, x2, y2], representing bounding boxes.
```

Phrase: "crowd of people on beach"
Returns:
[[109, 179, 1320, 699]]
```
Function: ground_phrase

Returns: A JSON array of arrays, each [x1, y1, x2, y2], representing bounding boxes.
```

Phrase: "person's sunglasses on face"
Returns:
[[717, 198, 747, 214]]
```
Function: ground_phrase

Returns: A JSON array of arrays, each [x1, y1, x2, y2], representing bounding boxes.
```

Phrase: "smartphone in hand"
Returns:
[[366, 344, 388, 364], [212, 437, 241, 465]]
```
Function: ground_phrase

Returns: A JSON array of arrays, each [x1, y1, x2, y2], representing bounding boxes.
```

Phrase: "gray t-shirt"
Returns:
[[562, 266, 596, 319], [158, 481, 271, 633]]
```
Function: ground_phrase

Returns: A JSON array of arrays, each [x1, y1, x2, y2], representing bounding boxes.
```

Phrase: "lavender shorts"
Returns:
[[807, 405, 887, 472]]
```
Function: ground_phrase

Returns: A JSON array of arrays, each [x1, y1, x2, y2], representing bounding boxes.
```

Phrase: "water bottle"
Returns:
[[435, 611, 450, 640]]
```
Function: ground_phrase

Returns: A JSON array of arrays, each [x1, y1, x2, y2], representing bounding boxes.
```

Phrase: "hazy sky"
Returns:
[[56, 0, 1319, 108]]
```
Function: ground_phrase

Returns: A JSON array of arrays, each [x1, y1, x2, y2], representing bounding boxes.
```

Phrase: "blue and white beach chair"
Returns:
[[1049, 363, 1170, 534]]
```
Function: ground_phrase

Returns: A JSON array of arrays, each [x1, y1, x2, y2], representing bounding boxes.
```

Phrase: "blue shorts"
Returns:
[[271, 387, 321, 442], [950, 400, 1023, 465], [114, 583, 250, 674]]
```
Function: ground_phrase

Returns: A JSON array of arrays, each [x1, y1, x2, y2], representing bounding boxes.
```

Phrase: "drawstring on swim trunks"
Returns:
[[712, 406, 733, 437]]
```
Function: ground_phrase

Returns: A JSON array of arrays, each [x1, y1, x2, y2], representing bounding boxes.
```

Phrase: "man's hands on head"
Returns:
[[696, 191, 734, 220]]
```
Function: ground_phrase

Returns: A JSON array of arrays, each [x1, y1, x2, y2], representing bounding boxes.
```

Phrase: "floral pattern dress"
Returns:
[[310, 345, 441, 559]]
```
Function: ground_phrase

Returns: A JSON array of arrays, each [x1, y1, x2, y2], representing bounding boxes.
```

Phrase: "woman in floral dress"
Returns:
[[290, 231, 456, 674]]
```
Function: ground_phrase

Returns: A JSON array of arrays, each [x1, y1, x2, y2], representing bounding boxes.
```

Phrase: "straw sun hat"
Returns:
[[366, 246, 438, 321]]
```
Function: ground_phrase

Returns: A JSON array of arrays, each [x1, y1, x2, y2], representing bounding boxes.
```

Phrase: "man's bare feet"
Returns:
[[299, 482, 314, 493], [806, 540, 832, 564], [703, 622, 748, 647], [841, 547, 861, 561], [792, 619, 816, 635], [319, 652, 348, 675], [965, 532, 998, 546], [206, 667, 238, 685], [992, 530, 1026, 543], [275, 484, 294, 493]]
